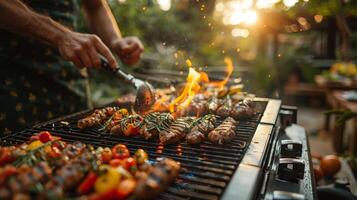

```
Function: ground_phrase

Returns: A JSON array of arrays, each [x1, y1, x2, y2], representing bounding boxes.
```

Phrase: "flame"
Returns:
[[169, 60, 202, 113], [209, 57, 233, 88]]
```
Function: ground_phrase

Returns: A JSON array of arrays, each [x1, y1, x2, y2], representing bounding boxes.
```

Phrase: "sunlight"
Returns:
[[157, 0, 171, 11], [215, 1, 257, 26]]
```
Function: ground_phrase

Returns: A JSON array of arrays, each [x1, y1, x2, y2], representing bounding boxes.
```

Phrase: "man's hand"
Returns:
[[58, 31, 117, 69], [111, 37, 144, 65]]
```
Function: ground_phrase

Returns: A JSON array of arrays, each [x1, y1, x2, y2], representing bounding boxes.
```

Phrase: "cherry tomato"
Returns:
[[77, 171, 98, 195], [0, 147, 15, 166], [38, 131, 52, 143], [116, 179, 136, 200], [95, 167, 121, 194], [112, 144, 130, 159], [109, 159, 125, 167], [100, 147, 112, 163], [124, 157, 137, 173], [134, 149, 148, 165]]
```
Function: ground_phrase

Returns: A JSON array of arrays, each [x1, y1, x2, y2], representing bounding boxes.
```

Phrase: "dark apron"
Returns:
[[0, 0, 88, 135]]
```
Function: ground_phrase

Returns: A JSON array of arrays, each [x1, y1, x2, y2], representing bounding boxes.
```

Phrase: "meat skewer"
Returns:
[[130, 158, 180, 200], [77, 107, 119, 129], [208, 117, 237, 145], [186, 114, 216, 145], [0, 162, 52, 199], [159, 118, 191, 145]]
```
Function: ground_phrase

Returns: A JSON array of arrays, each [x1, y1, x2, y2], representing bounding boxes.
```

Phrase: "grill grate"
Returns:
[[0, 101, 268, 200]]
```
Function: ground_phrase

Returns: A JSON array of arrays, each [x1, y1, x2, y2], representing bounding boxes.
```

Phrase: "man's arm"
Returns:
[[83, 0, 144, 65], [0, 0, 117, 69]]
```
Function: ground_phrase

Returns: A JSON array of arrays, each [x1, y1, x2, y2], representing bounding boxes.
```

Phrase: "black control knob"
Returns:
[[277, 158, 305, 182], [280, 140, 302, 158]]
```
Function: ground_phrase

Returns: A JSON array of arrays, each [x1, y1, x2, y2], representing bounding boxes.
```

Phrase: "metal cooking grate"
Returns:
[[0, 101, 268, 200]]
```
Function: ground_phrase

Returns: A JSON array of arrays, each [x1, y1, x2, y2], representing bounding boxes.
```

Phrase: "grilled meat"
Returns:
[[215, 96, 232, 117], [186, 114, 216, 145], [159, 119, 190, 145], [0, 162, 52, 199], [77, 107, 118, 129], [43, 150, 93, 198], [230, 99, 256, 119], [186, 130, 205, 145], [208, 117, 236, 145], [131, 158, 180, 200], [140, 112, 174, 140]]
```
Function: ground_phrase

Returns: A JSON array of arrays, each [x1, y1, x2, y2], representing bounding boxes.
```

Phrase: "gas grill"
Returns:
[[0, 97, 317, 200]]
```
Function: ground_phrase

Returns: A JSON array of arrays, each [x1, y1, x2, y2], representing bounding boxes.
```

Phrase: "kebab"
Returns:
[[208, 117, 237, 145], [186, 114, 217, 145], [77, 106, 119, 129]]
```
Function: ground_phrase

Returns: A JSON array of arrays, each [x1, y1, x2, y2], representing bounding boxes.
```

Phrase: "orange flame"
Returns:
[[169, 60, 202, 113], [209, 57, 233, 88]]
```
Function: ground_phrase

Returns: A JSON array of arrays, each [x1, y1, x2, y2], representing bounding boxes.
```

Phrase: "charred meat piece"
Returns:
[[215, 96, 233, 117], [186, 130, 205, 145], [230, 99, 256, 119], [77, 107, 118, 129], [131, 158, 180, 200], [186, 114, 216, 145], [159, 119, 190, 145], [208, 117, 237, 145], [43, 150, 93, 198], [140, 112, 174, 140], [2, 162, 52, 198]]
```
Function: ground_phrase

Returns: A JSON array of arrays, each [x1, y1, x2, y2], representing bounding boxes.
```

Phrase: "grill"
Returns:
[[0, 96, 315, 200]]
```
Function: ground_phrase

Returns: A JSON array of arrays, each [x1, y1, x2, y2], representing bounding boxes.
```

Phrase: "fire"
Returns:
[[209, 57, 233, 88], [169, 60, 202, 113]]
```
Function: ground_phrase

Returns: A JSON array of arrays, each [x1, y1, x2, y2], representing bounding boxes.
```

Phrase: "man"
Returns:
[[0, 0, 144, 134]]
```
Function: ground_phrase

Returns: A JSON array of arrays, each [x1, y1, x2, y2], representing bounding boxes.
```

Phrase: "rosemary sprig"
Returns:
[[12, 139, 59, 167]]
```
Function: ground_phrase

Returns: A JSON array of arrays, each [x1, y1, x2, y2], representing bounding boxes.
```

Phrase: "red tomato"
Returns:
[[38, 131, 52, 143], [109, 159, 125, 167], [124, 158, 137, 173], [101, 148, 113, 163], [0, 148, 14, 166], [122, 123, 140, 137], [77, 171, 98, 195], [112, 144, 130, 159], [116, 179, 136, 200]]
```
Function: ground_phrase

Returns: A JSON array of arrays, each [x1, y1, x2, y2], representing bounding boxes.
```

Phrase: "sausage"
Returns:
[[208, 117, 236, 145]]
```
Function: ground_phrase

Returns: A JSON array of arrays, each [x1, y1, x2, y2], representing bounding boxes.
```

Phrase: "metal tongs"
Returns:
[[100, 55, 156, 113]]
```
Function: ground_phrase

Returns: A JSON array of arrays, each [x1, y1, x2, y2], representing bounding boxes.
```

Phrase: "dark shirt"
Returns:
[[0, 0, 88, 134]]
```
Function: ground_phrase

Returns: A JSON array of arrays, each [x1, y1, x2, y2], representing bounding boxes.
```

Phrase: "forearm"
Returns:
[[83, 0, 122, 51], [0, 0, 71, 47]]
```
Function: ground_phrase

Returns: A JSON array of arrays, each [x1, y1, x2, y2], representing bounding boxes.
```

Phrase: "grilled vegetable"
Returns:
[[208, 117, 236, 145], [78, 107, 119, 129], [95, 166, 121, 194], [100, 147, 113, 164], [112, 144, 130, 159], [110, 114, 143, 136], [159, 118, 191, 145], [77, 171, 98, 195], [130, 158, 180, 200], [134, 149, 148, 165]]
